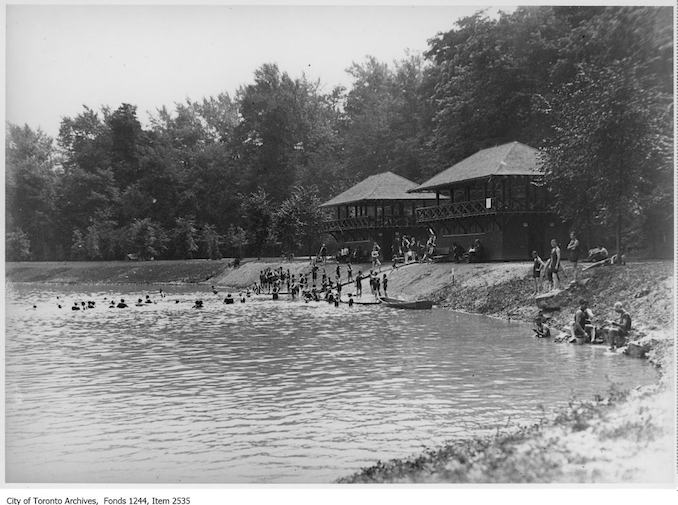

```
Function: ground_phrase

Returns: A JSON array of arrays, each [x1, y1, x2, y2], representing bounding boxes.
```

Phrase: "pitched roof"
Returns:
[[320, 171, 439, 207], [411, 142, 543, 192]]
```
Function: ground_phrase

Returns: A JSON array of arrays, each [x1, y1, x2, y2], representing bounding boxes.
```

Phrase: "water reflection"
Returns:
[[5, 282, 656, 483]]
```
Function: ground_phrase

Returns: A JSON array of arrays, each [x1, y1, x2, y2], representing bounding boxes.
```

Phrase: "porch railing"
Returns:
[[319, 215, 417, 233], [415, 198, 547, 223]]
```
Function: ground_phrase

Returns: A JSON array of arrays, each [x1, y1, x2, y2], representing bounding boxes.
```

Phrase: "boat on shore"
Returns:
[[379, 296, 433, 310]]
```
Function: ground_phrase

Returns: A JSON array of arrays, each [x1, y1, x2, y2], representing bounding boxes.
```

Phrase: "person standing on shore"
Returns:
[[531, 251, 545, 295], [548, 239, 562, 290], [382, 273, 388, 297], [371, 242, 381, 270], [567, 231, 581, 283], [356, 271, 363, 297], [347, 262, 353, 283]]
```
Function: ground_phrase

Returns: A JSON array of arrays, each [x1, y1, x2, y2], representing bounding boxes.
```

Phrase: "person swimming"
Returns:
[[135, 298, 145, 307], [145, 295, 153, 304], [192, 300, 204, 309], [117, 299, 128, 308], [109, 300, 116, 308], [72, 302, 80, 311], [224, 294, 234, 304]]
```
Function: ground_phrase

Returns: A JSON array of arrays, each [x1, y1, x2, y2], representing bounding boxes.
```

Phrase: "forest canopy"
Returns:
[[6, 6, 673, 261]]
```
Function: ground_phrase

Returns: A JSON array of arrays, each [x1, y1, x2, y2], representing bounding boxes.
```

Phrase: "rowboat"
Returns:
[[339, 297, 382, 306], [379, 296, 433, 310]]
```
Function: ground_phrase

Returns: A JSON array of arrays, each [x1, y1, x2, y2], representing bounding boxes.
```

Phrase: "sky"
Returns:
[[5, 3, 517, 137]]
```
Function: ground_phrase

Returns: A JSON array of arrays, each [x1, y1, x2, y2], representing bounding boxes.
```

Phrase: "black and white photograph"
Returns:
[[3, 0, 676, 500]]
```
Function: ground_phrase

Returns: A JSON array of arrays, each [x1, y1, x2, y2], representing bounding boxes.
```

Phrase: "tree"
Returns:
[[5, 123, 59, 259], [125, 218, 168, 260], [271, 185, 324, 256], [201, 224, 222, 260], [6, 230, 31, 261], [239, 189, 272, 259], [225, 225, 248, 259], [171, 217, 199, 259], [541, 62, 671, 254]]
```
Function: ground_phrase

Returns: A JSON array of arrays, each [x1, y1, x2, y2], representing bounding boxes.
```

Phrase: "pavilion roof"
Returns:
[[320, 171, 440, 207], [411, 142, 543, 192]]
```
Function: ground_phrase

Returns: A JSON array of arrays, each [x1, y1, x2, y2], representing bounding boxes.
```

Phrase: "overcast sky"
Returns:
[[5, 3, 519, 137]]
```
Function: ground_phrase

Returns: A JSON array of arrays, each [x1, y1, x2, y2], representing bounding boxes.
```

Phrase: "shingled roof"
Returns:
[[411, 142, 543, 192], [320, 171, 439, 208]]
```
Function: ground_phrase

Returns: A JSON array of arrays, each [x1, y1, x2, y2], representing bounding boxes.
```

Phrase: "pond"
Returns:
[[4, 282, 657, 483]]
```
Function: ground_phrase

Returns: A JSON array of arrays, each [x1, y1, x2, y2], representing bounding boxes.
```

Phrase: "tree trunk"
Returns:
[[615, 211, 622, 263]]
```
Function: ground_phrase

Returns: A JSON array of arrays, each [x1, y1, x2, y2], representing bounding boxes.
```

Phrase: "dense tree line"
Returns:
[[6, 6, 673, 261]]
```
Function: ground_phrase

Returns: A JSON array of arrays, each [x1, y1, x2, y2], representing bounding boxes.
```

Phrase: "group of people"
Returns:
[[530, 231, 584, 293], [534, 299, 633, 351], [390, 229, 438, 265], [57, 290, 168, 311]]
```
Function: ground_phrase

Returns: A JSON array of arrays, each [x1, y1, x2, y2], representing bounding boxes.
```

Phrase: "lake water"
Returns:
[[5, 282, 657, 483]]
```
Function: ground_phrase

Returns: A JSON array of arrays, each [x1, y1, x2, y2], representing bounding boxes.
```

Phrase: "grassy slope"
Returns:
[[5, 259, 234, 284]]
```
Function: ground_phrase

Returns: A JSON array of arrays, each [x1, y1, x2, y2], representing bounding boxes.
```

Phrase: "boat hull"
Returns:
[[379, 297, 433, 310]]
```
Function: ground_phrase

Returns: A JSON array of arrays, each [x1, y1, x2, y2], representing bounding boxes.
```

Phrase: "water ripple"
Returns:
[[5, 282, 656, 483]]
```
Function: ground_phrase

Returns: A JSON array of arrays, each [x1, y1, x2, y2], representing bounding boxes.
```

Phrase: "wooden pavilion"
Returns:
[[319, 171, 441, 260], [409, 141, 566, 260]]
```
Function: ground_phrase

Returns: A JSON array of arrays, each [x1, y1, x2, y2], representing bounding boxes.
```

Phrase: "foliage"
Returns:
[[271, 185, 324, 256], [6, 6, 673, 261], [124, 218, 168, 260], [225, 225, 248, 259], [201, 224, 223, 260], [239, 189, 272, 258], [5, 230, 31, 261], [171, 217, 199, 259]]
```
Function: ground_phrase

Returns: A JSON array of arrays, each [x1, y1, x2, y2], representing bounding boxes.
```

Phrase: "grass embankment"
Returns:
[[5, 259, 234, 284], [339, 260, 675, 484]]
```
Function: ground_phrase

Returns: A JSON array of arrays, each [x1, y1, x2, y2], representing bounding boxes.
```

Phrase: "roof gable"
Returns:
[[320, 171, 439, 207], [412, 142, 542, 192]]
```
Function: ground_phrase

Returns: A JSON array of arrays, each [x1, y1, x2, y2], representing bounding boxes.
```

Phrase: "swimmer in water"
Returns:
[[72, 302, 81, 311], [117, 299, 128, 308], [192, 300, 204, 309], [135, 298, 145, 307], [145, 295, 153, 304]]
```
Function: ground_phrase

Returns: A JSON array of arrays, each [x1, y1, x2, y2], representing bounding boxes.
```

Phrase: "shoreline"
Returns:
[[5, 258, 675, 483]]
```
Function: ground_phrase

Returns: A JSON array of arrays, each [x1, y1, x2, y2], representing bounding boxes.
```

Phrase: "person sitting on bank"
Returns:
[[571, 299, 593, 344], [603, 301, 632, 350], [533, 316, 551, 338], [588, 245, 609, 262], [468, 239, 483, 263]]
